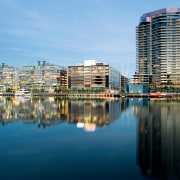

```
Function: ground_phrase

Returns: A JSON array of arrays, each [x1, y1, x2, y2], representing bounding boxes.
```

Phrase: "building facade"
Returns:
[[0, 62, 67, 91], [67, 60, 127, 91], [18, 66, 35, 89], [131, 8, 180, 88], [41, 62, 67, 90], [0, 64, 19, 91]]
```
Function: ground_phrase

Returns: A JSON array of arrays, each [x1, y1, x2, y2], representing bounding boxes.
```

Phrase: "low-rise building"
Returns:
[[67, 60, 127, 91], [0, 62, 67, 91], [0, 63, 19, 91]]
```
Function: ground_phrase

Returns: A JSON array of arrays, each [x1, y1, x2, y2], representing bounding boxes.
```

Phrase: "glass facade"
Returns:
[[109, 67, 121, 89], [90, 64, 109, 89], [132, 8, 180, 87], [67, 66, 84, 89], [67, 60, 127, 90]]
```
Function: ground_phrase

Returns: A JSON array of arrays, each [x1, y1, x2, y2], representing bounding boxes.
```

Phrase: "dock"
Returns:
[[0, 92, 180, 98]]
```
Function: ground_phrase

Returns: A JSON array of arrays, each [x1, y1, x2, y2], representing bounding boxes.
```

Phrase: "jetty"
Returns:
[[0, 92, 179, 98]]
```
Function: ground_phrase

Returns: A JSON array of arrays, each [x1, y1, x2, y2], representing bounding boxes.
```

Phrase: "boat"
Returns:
[[15, 89, 31, 96], [15, 96, 31, 102], [150, 92, 167, 96]]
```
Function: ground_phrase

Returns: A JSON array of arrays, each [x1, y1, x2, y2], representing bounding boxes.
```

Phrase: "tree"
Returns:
[[40, 89, 45, 92], [57, 88, 61, 93], [6, 88, 11, 92], [54, 88, 58, 93]]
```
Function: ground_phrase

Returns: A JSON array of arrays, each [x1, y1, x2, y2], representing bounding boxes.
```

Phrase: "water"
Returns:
[[0, 97, 179, 180]]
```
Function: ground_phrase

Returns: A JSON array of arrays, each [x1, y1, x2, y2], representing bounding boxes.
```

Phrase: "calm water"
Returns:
[[0, 97, 180, 180]]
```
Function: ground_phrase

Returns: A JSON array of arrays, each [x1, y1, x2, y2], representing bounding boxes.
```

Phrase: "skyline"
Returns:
[[1, 0, 180, 76]]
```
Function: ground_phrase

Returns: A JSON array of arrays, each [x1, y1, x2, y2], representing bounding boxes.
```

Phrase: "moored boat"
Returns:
[[15, 89, 31, 96]]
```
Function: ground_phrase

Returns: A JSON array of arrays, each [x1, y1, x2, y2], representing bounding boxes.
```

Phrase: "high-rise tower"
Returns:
[[132, 8, 180, 87]]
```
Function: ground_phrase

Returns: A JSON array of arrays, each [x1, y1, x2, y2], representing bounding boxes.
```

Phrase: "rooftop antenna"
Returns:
[[43, 61, 46, 66], [2, 63, 5, 69]]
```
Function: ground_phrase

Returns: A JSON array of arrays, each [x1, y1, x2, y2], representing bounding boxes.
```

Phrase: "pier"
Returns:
[[0, 92, 180, 99]]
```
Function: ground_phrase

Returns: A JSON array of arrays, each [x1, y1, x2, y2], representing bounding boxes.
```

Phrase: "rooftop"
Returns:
[[142, 8, 180, 18]]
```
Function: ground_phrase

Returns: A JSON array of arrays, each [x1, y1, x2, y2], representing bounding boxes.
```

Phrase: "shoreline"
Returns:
[[1, 92, 180, 99]]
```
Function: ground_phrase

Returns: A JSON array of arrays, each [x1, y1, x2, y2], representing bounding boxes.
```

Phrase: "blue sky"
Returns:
[[0, 0, 180, 76]]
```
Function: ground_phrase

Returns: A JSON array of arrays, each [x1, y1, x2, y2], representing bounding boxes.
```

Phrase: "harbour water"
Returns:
[[0, 97, 180, 180]]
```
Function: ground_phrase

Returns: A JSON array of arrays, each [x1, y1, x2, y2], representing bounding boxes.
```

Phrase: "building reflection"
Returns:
[[0, 97, 128, 131], [0, 97, 67, 128], [134, 100, 180, 179], [67, 100, 128, 132]]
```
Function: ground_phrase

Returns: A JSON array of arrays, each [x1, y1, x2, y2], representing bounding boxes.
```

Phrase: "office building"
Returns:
[[67, 60, 109, 89], [67, 60, 127, 91], [131, 8, 180, 88]]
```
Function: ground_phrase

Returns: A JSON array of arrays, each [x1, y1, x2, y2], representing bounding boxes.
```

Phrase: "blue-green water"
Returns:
[[0, 97, 179, 180]]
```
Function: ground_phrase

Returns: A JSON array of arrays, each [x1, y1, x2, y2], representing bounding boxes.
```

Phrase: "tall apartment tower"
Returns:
[[132, 8, 180, 87]]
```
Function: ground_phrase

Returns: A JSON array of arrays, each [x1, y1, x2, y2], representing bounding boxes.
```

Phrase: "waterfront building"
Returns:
[[120, 74, 129, 92], [59, 70, 67, 89], [18, 66, 35, 89], [131, 8, 180, 88], [67, 60, 127, 91], [67, 60, 109, 89], [0, 62, 67, 91], [41, 62, 67, 91], [0, 63, 19, 91]]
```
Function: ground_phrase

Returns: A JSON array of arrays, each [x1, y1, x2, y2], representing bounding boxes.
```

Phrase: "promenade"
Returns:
[[1, 92, 180, 98]]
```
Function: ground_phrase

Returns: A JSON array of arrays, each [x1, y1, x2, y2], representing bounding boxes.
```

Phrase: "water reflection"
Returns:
[[67, 100, 128, 131], [0, 97, 128, 131], [133, 99, 180, 179], [1, 97, 180, 179], [0, 97, 67, 128]]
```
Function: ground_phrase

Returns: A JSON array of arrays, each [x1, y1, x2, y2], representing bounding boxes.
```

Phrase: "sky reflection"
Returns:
[[0, 97, 180, 179]]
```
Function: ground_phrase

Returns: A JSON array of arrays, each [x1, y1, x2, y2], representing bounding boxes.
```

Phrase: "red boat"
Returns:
[[150, 92, 167, 96]]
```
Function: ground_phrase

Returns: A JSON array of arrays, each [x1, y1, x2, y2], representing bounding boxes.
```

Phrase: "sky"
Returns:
[[0, 0, 180, 76]]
